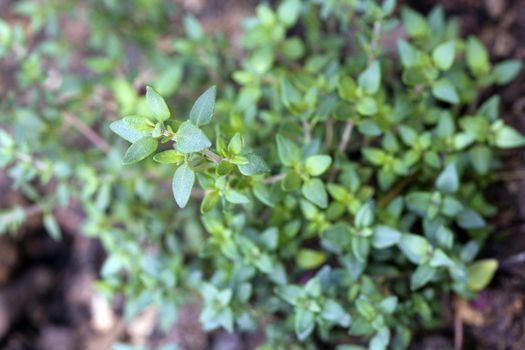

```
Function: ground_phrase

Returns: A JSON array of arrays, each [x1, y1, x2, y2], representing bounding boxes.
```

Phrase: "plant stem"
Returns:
[[338, 120, 354, 153], [63, 112, 112, 155], [262, 173, 285, 184]]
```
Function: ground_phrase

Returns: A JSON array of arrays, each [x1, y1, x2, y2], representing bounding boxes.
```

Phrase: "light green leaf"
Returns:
[[228, 132, 243, 155], [493, 60, 522, 85], [110, 119, 149, 143], [43, 213, 61, 240], [468, 145, 492, 175], [295, 308, 315, 341], [123, 116, 154, 131], [467, 259, 498, 291], [122, 137, 158, 164], [435, 163, 459, 193], [190, 86, 216, 126], [399, 234, 430, 264], [153, 150, 183, 164], [278, 0, 301, 27], [373, 226, 401, 249], [225, 190, 250, 204], [276, 134, 301, 166], [201, 190, 220, 213], [466, 36, 490, 76], [238, 153, 270, 176], [172, 162, 195, 208], [296, 248, 326, 269], [432, 41, 455, 71], [358, 61, 381, 94], [401, 7, 429, 38], [302, 178, 328, 208], [432, 79, 459, 104], [305, 155, 332, 176], [494, 125, 525, 148], [176, 121, 212, 153], [146, 86, 170, 122]]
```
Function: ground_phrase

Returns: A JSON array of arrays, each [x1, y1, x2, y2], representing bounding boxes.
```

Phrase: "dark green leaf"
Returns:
[[122, 137, 158, 164], [411, 264, 436, 290]]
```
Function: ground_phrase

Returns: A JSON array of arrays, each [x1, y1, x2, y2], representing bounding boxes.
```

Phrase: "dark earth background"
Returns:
[[1, 0, 525, 349]]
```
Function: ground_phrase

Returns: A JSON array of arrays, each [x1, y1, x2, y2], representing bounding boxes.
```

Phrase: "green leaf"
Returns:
[[282, 171, 302, 192], [296, 248, 326, 269], [432, 41, 455, 71], [494, 125, 525, 148], [358, 119, 381, 136], [411, 264, 436, 290], [190, 86, 216, 126], [352, 236, 370, 263], [373, 225, 401, 249], [216, 160, 235, 176], [146, 86, 170, 122], [228, 133, 243, 155], [468, 145, 492, 175], [183, 15, 204, 40], [201, 190, 220, 213], [278, 0, 301, 27], [305, 155, 332, 176], [358, 61, 381, 95], [238, 153, 270, 176], [457, 209, 485, 229], [123, 116, 154, 131], [356, 96, 378, 115], [399, 234, 430, 264], [467, 259, 498, 291], [355, 202, 374, 228], [432, 79, 459, 104], [225, 190, 250, 204], [302, 178, 328, 208], [176, 121, 212, 153], [153, 150, 183, 164], [397, 39, 418, 67], [401, 7, 429, 38], [122, 137, 158, 164], [493, 60, 522, 85], [321, 299, 351, 327], [435, 163, 459, 193], [466, 36, 490, 76], [110, 119, 149, 143], [276, 134, 301, 166], [43, 213, 61, 240], [295, 308, 316, 341], [172, 162, 195, 208]]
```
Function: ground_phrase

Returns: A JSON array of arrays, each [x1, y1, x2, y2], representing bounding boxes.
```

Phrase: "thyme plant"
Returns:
[[2, 0, 524, 349]]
